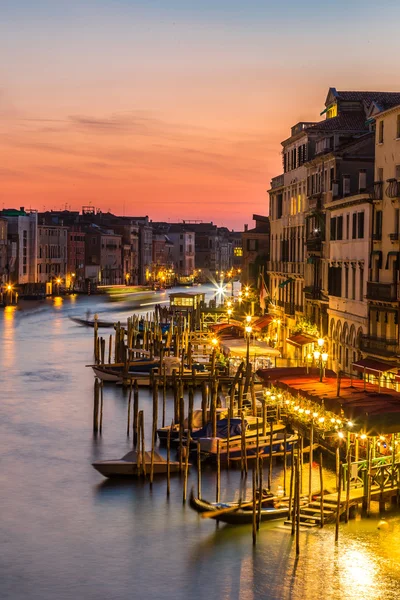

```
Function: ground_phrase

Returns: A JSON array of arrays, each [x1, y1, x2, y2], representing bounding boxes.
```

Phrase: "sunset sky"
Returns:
[[2, 0, 400, 229]]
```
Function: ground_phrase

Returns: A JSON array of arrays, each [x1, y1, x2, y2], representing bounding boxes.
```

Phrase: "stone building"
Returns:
[[242, 215, 270, 286], [37, 224, 68, 283]]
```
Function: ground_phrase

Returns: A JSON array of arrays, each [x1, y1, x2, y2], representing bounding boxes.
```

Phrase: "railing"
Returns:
[[342, 456, 400, 493], [390, 233, 399, 240], [271, 174, 284, 189], [386, 179, 400, 199], [366, 281, 397, 301], [284, 302, 295, 316], [306, 236, 322, 251], [308, 195, 322, 211], [304, 285, 322, 300], [372, 233, 382, 241], [359, 334, 399, 356], [370, 181, 383, 200]]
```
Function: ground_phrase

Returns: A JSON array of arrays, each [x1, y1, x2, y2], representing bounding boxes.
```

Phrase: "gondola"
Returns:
[[69, 316, 123, 328], [189, 490, 289, 525]]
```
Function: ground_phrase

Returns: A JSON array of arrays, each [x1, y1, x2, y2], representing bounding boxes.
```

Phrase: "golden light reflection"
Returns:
[[340, 546, 377, 594], [53, 296, 63, 309], [3, 306, 17, 370]]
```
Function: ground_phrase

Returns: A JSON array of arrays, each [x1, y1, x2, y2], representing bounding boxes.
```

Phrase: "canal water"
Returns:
[[1, 285, 400, 600]]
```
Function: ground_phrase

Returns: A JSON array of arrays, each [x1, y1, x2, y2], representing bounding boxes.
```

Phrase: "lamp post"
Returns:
[[245, 325, 252, 367], [314, 350, 328, 382], [227, 308, 232, 324], [56, 277, 62, 296]]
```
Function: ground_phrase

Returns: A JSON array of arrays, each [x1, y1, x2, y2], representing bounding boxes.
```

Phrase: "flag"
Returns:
[[278, 277, 294, 289]]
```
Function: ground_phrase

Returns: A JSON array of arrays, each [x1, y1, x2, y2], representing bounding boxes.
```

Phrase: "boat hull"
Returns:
[[93, 450, 183, 478], [189, 492, 288, 525]]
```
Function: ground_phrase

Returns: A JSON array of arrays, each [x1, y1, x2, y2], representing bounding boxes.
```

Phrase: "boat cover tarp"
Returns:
[[191, 418, 246, 439]]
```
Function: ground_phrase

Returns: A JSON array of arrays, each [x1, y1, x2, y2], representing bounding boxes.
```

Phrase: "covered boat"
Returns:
[[92, 450, 183, 478]]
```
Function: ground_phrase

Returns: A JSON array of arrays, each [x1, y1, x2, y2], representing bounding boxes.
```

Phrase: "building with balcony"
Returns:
[[325, 189, 372, 374], [267, 88, 400, 362], [364, 103, 400, 362]]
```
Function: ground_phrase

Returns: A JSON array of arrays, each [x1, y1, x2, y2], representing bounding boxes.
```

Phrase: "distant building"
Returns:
[[37, 224, 68, 284], [242, 215, 270, 286], [67, 227, 86, 289], [0, 217, 8, 284], [85, 227, 123, 285], [1, 207, 38, 285]]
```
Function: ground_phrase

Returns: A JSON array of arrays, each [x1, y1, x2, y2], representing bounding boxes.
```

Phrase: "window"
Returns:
[[337, 216, 343, 240], [357, 212, 364, 239], [377, 167, 384, 182], [330, 217, 337, 240], [352, 213, 357, 239], [378, 120, 384, 143], [328, 266, 342, 297], [346, 214, 350, 239], [276, 194, 283, 219], [375, 211, 383, 239], [397, 114, 400, 139], [345, 267, 349, 298], [359, 268, 364, 301], [352, 266, 356, 300], [396, 165, 400, 180], [248, 239, 258, 251], [234, 247, 243, 256]]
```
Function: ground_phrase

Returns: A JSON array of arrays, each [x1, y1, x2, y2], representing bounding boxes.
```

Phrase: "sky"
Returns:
[[1, 0, 400, 229]]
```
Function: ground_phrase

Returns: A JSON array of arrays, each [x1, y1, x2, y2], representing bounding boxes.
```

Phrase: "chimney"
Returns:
[[343, 175, 351, 196], [20, 206, 24, 212], [358, 169, 367, 193], [244, 224, 248, 232]]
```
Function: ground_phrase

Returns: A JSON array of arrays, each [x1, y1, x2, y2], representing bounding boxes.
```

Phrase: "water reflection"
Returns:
[[1, 289, 400, 600]]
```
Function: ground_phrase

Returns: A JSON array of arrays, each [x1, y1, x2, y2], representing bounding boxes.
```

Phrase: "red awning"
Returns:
[[286, 333, 317, 347], [209, 320, 243, 332], [252, 315, 274, 331], [352, 358, 398, 375]]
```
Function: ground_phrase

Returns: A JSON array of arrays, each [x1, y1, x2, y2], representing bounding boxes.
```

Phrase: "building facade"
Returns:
[[37, 224, 68, 283], [363, 104, 400, 364], [242, 215, 270, 286], [1, 208, 38, 285]]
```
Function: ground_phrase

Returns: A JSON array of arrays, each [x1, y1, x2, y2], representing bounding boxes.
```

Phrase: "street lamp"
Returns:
[[314, 350, 328, 382], [246, 315, 252, 324], [245, 325, 252, 367], [211, 337, 219, 348], [56, 277, 62, 296], [227, 308, 232, 324]]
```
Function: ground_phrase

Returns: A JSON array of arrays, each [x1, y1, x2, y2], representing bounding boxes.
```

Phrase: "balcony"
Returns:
[[359, 335, 399, 357], [366, 281, 398, 301], [304, 285, 322, 300], [284, 302, 295, 316], [370, 181, 383, 201], [306, 235, 322, 252], [386, 179, 400, 199], [372, 233, 382, 241], [390, 233, 399, 241], [308, 195, 322, 211]]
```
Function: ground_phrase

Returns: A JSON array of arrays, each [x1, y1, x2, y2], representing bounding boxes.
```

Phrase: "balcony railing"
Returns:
[[306, 236, 322, 252], [370, 181, 383, 201], [359, 335, 399, 357], [304, 285, 322, 300], [366, 281, 398, 301], [284, 302, 295, 316], [372, 233, 382, 241], [386, 179, 400, 199], [308, 195, 322, 211], [390, 233, 399, 241]]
